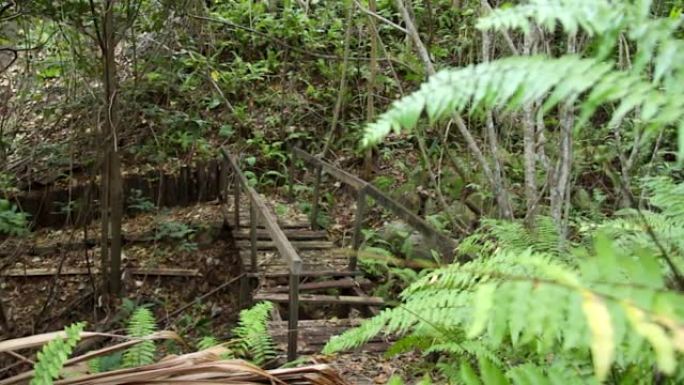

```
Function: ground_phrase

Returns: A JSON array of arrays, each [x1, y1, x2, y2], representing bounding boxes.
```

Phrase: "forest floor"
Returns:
[[0, 184, 419, 380]]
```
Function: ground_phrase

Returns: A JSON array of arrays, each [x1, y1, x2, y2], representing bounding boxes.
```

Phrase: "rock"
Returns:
[[400, 232, 436, 262], [380, 220, 439, 263], [380, 220, 412, 246]]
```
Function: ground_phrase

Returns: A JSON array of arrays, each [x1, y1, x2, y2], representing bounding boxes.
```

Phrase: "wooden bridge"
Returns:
[[219, 147, 456, 361]]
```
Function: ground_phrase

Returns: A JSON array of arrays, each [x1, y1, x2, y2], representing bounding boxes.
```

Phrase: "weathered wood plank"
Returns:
[[232, 229, 328, 240], [221, 205, 310, 229], [254, 293, 384, 306], [246, 270, 361, 278], [235, 240, 334, 250], [1, 267, 201, 277], [263, 278, 369, 293]]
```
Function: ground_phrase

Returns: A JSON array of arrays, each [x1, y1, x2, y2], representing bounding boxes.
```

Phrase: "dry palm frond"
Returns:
[[2, 333, 350, 385]]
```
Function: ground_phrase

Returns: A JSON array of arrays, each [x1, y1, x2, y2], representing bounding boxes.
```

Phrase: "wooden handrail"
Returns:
[[220, 148, 301, 362], [222, 149, 303, 274], [291, 146, 457, 261]]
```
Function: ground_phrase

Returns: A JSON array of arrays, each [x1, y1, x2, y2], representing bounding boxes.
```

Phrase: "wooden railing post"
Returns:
[[219, 159, 228, 203], [350, 187, 368, 271], [234, 179, 241, 229], [239, 275, 250, 309], [250, 201, 258, 272], [287, 270, 300, 362], [288, 154, 296, 202], [310, 165, 323, 230]]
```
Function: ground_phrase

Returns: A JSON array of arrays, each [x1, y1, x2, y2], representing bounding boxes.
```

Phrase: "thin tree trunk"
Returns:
[[102, 0, 122, 297], [550, 34, 576, 246], [396, 0, 513, 219], [522, 31, 538, 227], [320, 1, 354, 155], [363, 0, 378, 180], [481, 7, 513, 219], [310, 1, 354, 229]]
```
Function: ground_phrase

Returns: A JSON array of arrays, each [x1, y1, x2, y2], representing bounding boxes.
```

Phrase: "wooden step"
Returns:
[[221, 205, 310, 229], [246, 270, 362, 278], [241, 259, 351, 276], [232, 229, 327, 240], [235, 240, 334, 250], [263, 278, 370, 293], [254, 292, 385, 306]]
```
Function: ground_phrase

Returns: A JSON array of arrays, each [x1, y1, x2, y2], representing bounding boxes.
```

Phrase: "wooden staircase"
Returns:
[[220, 150, 386, 360], [220, 146, 456, 360]]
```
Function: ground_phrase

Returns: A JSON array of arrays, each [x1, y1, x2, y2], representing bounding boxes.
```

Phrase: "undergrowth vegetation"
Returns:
[[323, 0, 684, 383], [325, 178, 684, 384], [30, 301, 275, 384]]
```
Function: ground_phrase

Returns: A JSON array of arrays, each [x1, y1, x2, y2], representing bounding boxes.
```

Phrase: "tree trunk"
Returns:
[[101, 0, 122, 297], [522, 31, 538, 228], [481, 6, 513, 219], [363, 0, 378, 180], [550, 34, 577, 247]]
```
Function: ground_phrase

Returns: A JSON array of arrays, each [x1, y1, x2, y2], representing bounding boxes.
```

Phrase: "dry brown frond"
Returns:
[[1, 332, 350, 385]]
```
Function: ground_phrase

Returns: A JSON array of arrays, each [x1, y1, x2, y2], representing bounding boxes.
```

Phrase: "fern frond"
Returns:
[[324, 242, 684, 381], [425, 340, 504, 368], [361, 55, 676, 148], [232, 301, 276, 366], [476, 0, 624, 37], [197, 336, 219, 350], [587, 177, 684, 277], [86, 358, 101, 374], [122, 307, 157, 368], [31, 322, 85, 385], [458, 216, 564, 258]]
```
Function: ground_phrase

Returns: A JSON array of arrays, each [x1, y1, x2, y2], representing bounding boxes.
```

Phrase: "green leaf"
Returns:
[[468, 283, 497, 338], [460, 361, 483, 385], [479, 357, 509, 385], [581, 290, 614, 381]]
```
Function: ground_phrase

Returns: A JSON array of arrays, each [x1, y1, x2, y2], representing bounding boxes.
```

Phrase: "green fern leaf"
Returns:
[[232, 301, 276, 366], [122, 307, 157, 368], [31, 322, 85, 385]]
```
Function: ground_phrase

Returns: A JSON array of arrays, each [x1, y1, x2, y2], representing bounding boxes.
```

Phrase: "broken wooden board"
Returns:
[[239, 248, 351, 276]]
